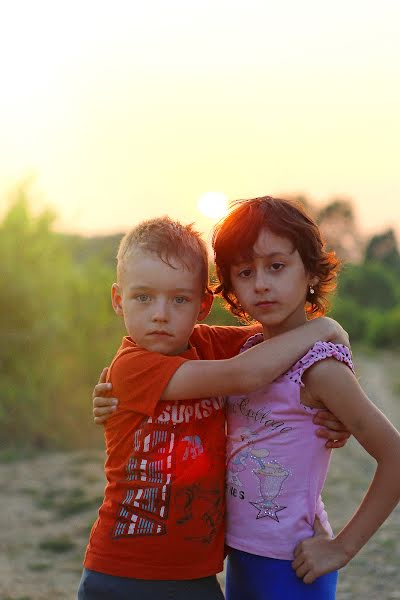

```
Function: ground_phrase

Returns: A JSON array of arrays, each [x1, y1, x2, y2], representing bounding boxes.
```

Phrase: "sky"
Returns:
[[0, 0, 399, 241]]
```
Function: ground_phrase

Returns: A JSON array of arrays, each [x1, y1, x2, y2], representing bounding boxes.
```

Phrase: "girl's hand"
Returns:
[[292, 518, 349, 584], [92, 368, 118, 425], [323, 317, 350, 348], [313, 409, 351, 449]]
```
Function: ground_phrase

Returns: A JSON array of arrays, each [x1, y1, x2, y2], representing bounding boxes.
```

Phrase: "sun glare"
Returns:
[[197, 192, 228, 219]]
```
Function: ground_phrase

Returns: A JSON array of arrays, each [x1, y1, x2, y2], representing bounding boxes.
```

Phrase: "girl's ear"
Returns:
[[309, 275, 319, 288], [197, 291, 213, 321], [111, 283, 124, 316]]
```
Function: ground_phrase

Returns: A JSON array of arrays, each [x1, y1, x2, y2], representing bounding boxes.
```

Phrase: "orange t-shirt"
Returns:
[[83, 324, 259, 580]]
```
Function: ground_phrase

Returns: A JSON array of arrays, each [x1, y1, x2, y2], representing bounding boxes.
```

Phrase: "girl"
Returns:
[[212, 196, 400, 600]]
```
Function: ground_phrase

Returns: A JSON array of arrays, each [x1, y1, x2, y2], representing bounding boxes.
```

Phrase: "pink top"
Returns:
[[225, 338, 353, 560]]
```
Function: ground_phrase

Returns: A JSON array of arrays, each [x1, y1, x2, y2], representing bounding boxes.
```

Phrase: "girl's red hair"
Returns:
[[212, 196, 340, 320]]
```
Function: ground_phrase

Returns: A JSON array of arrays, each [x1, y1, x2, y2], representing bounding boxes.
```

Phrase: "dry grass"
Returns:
[[1, 353, 399, 600]]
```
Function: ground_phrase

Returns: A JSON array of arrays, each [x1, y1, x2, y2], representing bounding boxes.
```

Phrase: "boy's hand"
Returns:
[[93, 368, 118, 425], [313, 409, 351, 449], [292, 518, 348, 583]]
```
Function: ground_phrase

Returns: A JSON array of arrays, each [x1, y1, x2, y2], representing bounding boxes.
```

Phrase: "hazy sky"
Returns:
[[1, 0, 399, 240]]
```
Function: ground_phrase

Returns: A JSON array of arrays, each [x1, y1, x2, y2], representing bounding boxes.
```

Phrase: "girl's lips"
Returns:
[[256, 301, 276, 307]]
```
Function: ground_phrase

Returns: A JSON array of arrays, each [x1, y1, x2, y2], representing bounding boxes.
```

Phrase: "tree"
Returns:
[[364, 229, 400, 274], [316, 198, 364, 262]]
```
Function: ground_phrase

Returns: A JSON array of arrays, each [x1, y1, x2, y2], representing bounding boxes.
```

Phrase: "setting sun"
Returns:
[[197, 192, 228, 219]]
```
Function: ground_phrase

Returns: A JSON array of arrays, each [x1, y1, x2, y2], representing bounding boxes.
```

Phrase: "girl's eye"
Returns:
[[174, 296, 188, 304], [238, 268, 252, 278], [270, 263, 284, 271], [136, 294, 151, 302]]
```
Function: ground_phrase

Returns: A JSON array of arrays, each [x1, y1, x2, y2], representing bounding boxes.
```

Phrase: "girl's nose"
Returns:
[[254, 270, 270, 293]]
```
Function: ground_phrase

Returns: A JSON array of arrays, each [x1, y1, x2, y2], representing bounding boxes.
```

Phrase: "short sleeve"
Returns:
[[284, 342, 354, 387], [108, 348, 189, 416], [190, 323, 261, 360]]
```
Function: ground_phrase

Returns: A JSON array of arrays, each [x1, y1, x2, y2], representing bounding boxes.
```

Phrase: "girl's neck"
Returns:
[[262, 313, 308, 340]]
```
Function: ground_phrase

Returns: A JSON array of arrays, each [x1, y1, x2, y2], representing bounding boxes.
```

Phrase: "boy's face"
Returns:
[[112, 249, 212, 355]]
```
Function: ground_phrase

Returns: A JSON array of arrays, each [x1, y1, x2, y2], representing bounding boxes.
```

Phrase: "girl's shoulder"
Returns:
[[284, 341, 354, 387]]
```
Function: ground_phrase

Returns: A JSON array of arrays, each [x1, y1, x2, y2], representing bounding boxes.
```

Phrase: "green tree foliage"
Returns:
[[1, 190, 398, 451], [336, 262, 399, 311], [0, 193, 123, 450], [364, 229, 400, 274]]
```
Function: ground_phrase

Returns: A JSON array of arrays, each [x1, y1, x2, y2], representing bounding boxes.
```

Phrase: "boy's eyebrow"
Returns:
[[128, 285, 197, 293]]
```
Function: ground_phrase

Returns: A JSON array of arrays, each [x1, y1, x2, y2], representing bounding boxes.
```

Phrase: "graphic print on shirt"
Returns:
[[227, 427, 290, 522], [175, 481, 223, 544], [113, 397, 225, 542], [113, 416, 174, 538]]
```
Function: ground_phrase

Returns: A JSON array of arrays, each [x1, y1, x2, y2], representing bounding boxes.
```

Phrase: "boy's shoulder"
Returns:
[[107, 337, 191, 414], [190, 323, 261, 355], [109, 336, 190, 375]]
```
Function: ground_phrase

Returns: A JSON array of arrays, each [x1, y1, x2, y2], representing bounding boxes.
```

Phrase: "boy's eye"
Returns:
[[174, 296, 188, 304], [136, 294, 151, 302], [270, 263, 285, 271]]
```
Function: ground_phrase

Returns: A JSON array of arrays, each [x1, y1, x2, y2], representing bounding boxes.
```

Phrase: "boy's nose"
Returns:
[[152, 301, 169, 322]]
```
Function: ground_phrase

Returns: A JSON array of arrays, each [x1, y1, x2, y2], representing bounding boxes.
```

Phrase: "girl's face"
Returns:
[[230, 228, 317, 338]]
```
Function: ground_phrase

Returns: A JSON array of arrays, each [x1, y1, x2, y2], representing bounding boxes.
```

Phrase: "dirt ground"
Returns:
[[1, 352, 399, 600]]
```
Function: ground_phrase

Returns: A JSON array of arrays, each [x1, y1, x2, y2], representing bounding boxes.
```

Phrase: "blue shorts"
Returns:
[[77, 568, 224, 600], [226, 548, 338, 600]]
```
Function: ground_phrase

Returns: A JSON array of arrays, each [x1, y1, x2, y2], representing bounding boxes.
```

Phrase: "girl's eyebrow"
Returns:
[[253, 250, 291, 259], [251, 247, 296, 259]]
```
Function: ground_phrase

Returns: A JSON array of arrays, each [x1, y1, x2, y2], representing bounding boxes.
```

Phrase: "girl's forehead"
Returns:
[[253, 228, 294, 252], [232, 229, 295, 263]]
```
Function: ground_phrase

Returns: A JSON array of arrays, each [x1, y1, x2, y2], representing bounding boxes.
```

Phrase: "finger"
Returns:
[[325, 437, 349, 449], [97, 367, 109, 385], [292, 555, 304, 570], [316, 427, 350, 439], [93, 405, 117, 417], [94, 415, 109, 425], [93, 396, 118, 408], [293, 543, 303, 558], [313, 516, 329, 536], [93, 382, 112, 399], [313, 409, 336, 420], [303, 570, 316, 584], [295, 562, 309, 579], [314, 417, 345, 432]]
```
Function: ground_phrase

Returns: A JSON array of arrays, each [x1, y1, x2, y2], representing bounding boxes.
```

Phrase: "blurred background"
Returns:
[[1, 1, 399, 599]]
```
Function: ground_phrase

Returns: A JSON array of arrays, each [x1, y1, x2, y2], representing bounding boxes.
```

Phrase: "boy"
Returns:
[[79, 216, 348, 600]]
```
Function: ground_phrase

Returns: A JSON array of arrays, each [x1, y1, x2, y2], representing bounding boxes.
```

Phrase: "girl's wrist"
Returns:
[[332, 535, 357, 565]]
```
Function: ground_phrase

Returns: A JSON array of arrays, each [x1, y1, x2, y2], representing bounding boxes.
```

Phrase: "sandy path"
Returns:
[[1, 352, 399, 600]]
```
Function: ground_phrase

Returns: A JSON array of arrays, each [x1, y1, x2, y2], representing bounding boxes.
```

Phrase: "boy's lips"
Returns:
[[147, 330, 173, 337]]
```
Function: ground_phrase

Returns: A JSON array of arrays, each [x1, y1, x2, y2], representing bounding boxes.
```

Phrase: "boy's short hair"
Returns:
[[117, 216, 210, 291]]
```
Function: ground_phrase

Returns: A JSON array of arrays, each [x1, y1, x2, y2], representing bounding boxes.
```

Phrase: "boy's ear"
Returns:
[[111, 283, 124, 316], [197, 291, 213, 322]]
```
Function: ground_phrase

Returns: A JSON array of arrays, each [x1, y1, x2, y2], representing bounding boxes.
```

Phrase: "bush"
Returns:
[[329, 297, 370, 343], [366, 308, 400, 349]]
